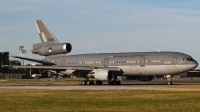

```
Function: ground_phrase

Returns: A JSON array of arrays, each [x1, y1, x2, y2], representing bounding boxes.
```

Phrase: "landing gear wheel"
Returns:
[[116, 81, 121, 85], [90, 81, 94, 85], [86, 80, 90, 85], [81, 80, 95, 85], [81, 80, 86, 85], [96, 81, 103, 85], [113, 81, 117, 85], [108, 81, 113, 85], [168, 81, 172, 85], [108, 81, 121, 85], [113, 81, 121, 85]]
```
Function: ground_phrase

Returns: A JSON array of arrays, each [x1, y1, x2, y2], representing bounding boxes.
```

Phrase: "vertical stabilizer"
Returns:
[[35, 20, 59, 43]]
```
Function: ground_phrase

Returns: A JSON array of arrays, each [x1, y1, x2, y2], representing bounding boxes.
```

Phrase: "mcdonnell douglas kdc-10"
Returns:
[[12, 20, 198, 85]]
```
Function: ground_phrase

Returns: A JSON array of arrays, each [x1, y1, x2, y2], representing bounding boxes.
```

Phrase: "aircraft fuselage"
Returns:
[[44, 51, 198, 76]]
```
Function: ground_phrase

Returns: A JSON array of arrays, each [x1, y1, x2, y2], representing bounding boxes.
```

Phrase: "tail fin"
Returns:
[[33, 20, 67, 58], [35, 20, 59, 43]]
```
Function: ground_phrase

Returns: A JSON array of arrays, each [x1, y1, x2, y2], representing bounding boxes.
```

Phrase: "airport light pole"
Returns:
[[19, 46, 24, 57], [19, 46, 24, 66], [19, 46, 26, 66], [29, 50, 32, 76]]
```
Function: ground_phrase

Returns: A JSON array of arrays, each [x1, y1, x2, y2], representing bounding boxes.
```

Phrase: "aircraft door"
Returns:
[[137, 57, 146, 75], [140, 57, 145, 67], [173, 57, 177, 65], [104, 58, 109, 67], [61, 59, 66, 66]]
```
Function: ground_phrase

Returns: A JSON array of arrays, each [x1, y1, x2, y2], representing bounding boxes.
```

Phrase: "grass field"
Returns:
[[0, 78, 85, 86], [0, 89, 200, 112]]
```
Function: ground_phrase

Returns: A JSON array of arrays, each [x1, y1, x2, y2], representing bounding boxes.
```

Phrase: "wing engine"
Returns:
[[93, 69, 113, 81]]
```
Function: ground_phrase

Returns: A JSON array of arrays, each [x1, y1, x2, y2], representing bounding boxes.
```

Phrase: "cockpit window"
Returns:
[[187, 58, 195, 61], [182, 58, 195, 61]]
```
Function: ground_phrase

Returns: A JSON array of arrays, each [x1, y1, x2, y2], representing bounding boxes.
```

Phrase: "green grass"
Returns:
[[0, 78, 85, 86], [0, 89, 200, 112]]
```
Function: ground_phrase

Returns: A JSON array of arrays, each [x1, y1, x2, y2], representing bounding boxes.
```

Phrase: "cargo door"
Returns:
[[61, 59, 66, 66]]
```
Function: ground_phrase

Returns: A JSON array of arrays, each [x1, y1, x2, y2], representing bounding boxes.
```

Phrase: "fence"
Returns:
[[0, 73, 21, 79]]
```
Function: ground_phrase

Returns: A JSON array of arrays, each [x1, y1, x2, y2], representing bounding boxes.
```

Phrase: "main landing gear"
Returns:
[[81, 80, 121, 85], [108, 81, 121, 85], [81, 80, 95, 85], [81, 80, 103, 85], [108, 76, 121, 85]]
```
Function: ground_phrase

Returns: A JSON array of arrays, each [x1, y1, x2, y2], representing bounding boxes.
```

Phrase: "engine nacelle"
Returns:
[[32, 43, 72, 56], [135, 76, 154, 81], [93, 69, 113, 81]]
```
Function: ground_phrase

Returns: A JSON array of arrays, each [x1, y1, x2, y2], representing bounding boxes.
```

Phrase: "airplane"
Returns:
[[11, 20, 198, 85]]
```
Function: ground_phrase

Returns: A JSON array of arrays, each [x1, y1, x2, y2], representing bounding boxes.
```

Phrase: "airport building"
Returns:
[[0, 52, 22, 79], [0, 52, 9, 73], [186, 70, 200, 77]]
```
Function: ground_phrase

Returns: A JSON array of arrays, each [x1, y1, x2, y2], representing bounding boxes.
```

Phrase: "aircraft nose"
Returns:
[[191, 60, 198, 69], [186, 60, 198, 71], [194, 60, 198, 68]]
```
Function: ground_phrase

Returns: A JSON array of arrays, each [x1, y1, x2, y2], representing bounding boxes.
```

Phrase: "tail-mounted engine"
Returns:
[[32, 43, 72, 56]]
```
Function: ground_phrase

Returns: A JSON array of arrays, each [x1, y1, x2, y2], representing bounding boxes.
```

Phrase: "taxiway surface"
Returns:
[[1, 85, 200, 90]]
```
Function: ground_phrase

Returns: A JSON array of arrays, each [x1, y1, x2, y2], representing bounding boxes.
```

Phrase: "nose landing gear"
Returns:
[[166, 75, 173, 85], [167, 81, 172, 85]]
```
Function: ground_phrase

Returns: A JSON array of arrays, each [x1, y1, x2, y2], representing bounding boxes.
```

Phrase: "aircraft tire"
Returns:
[[113, 81, 117, 85], [116, 81, 121, 85], [90, 81, 94, 85], [86, 80, 90, 85], [96, 81, 102, 85], [81, 80, 86, 85], [168, 81, 172, 85], [108, 81, 113, 85]]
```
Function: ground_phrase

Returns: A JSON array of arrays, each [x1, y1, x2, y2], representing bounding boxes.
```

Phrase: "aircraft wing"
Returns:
[[12, 66, 93, 70], [10, 55, 56, 65], [11, 55, 121, 71], [12, 66, 121, 71]]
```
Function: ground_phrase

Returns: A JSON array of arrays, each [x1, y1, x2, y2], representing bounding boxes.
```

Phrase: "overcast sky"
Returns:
[[0, 0, 200, 68]]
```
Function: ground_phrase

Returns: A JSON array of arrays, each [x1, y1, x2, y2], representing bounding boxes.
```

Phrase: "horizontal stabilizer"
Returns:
[[10, 55, 56, 65]]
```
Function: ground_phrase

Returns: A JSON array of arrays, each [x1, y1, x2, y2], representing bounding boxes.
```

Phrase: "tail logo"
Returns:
[[48, 47, 52, 52]]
